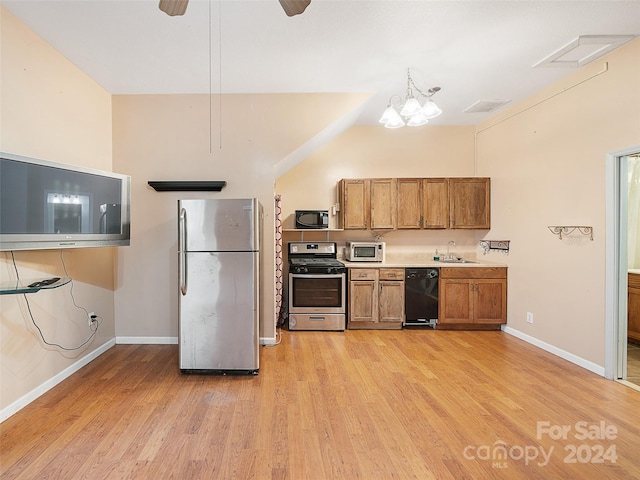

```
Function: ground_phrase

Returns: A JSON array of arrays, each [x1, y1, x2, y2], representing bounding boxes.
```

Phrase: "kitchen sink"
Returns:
[[440, 258, 475, 263]]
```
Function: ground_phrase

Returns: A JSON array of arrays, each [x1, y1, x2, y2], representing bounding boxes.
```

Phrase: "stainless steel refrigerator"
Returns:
[[178, 198, 262, 374]]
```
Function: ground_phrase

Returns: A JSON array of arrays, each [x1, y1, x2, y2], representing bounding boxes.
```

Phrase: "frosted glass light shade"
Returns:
[[400, 98, 422, 117], [407, 114, 429, 126], [379, 106, 399, 124], [380, 106, 404, 128], [422, 99, 442, 119], [384, 115, 405, 128]]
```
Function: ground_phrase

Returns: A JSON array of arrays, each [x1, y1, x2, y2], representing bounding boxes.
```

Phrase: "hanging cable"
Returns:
[[9, 250, 101, 351]]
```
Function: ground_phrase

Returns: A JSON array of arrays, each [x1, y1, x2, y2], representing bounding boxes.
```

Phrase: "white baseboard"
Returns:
[[116, 336, 178, 344], [502, 325, 605, 376], [1, 338, 116, 423], [116, 336, 278, 346]]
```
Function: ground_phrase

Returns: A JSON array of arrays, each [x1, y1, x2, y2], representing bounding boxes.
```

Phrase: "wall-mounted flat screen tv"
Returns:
[[0, 152, 131, 251]]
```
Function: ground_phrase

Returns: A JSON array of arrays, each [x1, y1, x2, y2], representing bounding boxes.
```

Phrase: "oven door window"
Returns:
[[290, 275, 344, 310]]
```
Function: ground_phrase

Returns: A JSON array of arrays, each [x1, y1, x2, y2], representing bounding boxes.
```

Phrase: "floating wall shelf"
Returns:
[[148, 181, 227, 192], [548, 225, 593, 240], [0, 277, 70, 295]]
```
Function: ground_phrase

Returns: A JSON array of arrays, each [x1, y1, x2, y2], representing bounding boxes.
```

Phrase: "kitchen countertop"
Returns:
[[341, 253, 507, 268], [630, 269, 640, 275]]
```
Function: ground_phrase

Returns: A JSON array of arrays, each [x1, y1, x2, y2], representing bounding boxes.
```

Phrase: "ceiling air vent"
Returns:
[[464, 99, 511, 114]]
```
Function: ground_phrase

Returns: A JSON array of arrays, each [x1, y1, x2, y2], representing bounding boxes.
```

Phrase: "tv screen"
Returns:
[[0, 152, 131, 251]]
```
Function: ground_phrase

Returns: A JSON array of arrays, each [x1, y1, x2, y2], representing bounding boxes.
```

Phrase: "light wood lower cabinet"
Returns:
[[438, 267, 507, 330], [348, 268, 404, 329], [629, 273, 640, 344]]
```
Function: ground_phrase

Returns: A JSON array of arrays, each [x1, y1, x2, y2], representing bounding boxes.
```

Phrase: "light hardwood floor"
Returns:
[[2, 330, 640, 479]]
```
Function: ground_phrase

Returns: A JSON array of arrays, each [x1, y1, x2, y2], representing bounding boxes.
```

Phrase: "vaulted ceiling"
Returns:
[[3, 1, 639, 127]]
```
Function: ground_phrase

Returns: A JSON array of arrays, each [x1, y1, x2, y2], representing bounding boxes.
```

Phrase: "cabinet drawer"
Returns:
[[349, 269, 379, 281], [629, 273, 640, 290], [440, 267, 507, 279], [379, 268, 404, 281]]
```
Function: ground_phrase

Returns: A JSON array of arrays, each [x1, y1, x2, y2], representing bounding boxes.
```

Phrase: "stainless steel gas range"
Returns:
[[288, 241, 346, 331]]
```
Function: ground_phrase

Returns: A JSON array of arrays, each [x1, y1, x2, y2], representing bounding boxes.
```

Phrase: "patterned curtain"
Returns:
[[275, 194, 284, 327]]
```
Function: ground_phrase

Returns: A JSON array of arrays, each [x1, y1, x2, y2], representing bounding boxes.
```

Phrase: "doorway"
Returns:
[[606, 146, 640, 389], [625, 153, 640, 385]]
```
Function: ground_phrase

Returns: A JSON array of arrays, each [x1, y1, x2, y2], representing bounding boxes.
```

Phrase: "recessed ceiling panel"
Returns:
[[533, 35, 637, 68]]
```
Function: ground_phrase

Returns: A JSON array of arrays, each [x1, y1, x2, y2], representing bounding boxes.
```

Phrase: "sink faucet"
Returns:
[[446, 240, 456, 259]]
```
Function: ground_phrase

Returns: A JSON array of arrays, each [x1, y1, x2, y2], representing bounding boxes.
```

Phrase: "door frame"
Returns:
[[605, 144, 639, 380]]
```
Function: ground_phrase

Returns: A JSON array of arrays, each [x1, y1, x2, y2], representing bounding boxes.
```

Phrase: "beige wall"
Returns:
[[0, 8, 116, 414], [111, 92, 369, 342], [475, 39, 640, 366], [276, 125, 482, 255]]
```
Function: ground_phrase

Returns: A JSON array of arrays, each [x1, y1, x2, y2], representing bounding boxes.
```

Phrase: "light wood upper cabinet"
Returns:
[[449, 177, 490, 229], [339, 179, 370, 230], [340, 177, 490, 230], [423, 178, 449, 229], [396, 178, 451, 229], [370, 179, 396, 230], [396, 178, 422, 229], [339, 178, 395, 230]]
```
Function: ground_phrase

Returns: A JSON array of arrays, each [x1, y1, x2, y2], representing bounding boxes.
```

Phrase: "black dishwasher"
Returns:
[[404, 268, 438, 327]]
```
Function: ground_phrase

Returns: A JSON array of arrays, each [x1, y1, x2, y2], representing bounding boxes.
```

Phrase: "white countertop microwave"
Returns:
[[346, 241, 385, 262]]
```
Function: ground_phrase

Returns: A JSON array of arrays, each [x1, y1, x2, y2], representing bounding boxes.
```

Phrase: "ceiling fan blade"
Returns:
[[279, 0, 311, 17], [159, 0, 189, 17]]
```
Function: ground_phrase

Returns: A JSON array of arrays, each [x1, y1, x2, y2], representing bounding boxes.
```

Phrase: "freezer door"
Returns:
[[179, 251, 259, 372], [178, 198, 259, 252]]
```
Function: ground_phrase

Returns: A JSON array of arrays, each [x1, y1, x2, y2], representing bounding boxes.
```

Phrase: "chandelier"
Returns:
[[379, 69, 442, 128]]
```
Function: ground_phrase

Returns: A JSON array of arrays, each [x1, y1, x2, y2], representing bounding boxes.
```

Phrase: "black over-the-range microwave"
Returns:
[[295, 210, 329, 229]]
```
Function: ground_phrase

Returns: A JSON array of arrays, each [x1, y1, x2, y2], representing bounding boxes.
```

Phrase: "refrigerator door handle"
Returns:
[[179, 207, 187, 295]]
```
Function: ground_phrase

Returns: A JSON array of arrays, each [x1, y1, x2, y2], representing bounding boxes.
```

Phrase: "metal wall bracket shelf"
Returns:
[[148, 181, 226, 191], [548, 226, 593, 240], [479, 240, 510, 255]]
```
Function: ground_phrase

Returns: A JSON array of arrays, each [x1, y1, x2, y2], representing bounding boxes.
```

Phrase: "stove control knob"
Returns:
[[302, 266, 308, 273], [327, 267, 332, 274]]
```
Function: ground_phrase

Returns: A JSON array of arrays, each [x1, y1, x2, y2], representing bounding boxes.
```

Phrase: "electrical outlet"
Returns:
[[88, 312, 96, 326], [526, 312, 534, 324]]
